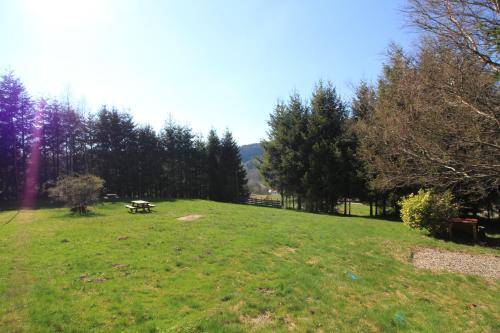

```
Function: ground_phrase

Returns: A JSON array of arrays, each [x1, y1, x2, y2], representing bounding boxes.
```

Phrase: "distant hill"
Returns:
[[240, 143, 263, 163], [239, 143, 267, 194]]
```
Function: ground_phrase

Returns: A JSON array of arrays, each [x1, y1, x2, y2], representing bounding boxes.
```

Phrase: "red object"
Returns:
[[449, 217, 478, 224]]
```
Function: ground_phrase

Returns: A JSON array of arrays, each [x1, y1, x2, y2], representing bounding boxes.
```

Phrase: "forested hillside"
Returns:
[[240, 143, 267, 194]]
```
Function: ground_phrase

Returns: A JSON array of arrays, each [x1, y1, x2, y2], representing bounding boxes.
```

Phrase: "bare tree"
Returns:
[[356, 43, 499, 199], [406, 0, 499, 74], [48, 174, 104, 214]]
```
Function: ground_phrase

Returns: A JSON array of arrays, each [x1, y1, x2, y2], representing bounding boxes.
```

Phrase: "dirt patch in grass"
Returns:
[[240, 311, 274, 328], [273, 246, 297, 257], [412, 248, 500, 279], [176, 214, 202, 221], [256, 287, 275, 295], [279, 315, 297, 331], [306, 257, 319, 265], [79, 273, 110, 283]]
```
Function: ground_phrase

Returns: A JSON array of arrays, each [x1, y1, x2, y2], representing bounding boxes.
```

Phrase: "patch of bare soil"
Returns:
[[117, 236, 129, 240], [256, 287, 275, 295], [273, 246, 297, 257], [79, 273, 110, 283], [306, 257, 319, 265], [412, 248, 500, 279], [176, 214, 202, 221], [239, 311, 274, 327], [279, 315, 297, 331]]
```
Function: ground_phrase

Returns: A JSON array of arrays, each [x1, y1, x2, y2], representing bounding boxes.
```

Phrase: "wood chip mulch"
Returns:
[[412, 248, 500, 279]]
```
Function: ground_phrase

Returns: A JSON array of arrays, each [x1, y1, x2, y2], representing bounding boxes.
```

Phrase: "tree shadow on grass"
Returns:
[[356, 214, 402, 223], [53, 210, 107, 219], [417, 226, 500, 249]]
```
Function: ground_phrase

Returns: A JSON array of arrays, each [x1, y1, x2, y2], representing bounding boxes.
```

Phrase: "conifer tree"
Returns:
[[306, 82, 346, 212], [0, 72, 33, 202], [220, 130, 248, 202], [207, 129, 222, 201]]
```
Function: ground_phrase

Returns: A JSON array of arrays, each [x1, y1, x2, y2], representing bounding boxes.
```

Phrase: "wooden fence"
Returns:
[[242, 197, 282, 209]]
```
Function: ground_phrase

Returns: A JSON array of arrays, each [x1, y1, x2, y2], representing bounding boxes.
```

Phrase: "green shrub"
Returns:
[[48, 174, 104, 214], [399, 189, 458, 235]]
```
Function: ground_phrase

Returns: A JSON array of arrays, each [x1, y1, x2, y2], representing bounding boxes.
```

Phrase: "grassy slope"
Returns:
[[0, 201, 498, 332]]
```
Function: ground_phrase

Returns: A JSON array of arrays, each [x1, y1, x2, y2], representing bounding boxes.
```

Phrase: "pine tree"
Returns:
[[192, 134, 208, 198], [136, 125, 162, 197], [0, 71, 33, 202], [220, 130, 248, 202], [306, 81, 346, 212], [206, 129, 222, 201], [94, 107, 137, 196], [261, 94, 309, 209]]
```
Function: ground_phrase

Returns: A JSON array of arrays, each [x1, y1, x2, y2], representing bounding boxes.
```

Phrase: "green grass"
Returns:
[[0, 200, 498, 332]]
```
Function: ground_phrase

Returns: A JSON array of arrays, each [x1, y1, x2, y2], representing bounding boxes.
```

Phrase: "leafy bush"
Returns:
[[48, 174, 104, 214], [399, 189, 458, 235]]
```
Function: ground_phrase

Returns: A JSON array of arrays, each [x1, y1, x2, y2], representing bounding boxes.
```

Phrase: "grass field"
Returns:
[[0, 200, 498, 332]]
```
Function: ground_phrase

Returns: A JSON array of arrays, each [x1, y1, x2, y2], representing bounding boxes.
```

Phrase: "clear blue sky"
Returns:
[[0, 0, 415, 144]]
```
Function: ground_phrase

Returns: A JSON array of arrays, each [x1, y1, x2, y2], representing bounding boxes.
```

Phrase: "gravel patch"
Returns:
[[412, 248, 500, 279]]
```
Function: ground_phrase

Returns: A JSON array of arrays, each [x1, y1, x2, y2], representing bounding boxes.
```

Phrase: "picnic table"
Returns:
[[448, 217, 478, 242], [125, 200, 155, 213]]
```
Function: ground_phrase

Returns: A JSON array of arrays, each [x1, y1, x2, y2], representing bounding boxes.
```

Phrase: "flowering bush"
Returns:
[[399, 189, 458, 235]]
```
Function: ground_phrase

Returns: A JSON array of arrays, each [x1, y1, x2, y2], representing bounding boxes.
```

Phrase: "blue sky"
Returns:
[[0, 0, 415, 144]]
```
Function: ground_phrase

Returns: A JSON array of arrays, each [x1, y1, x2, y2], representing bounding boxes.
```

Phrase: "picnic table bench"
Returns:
[[125, 200, 155, 213]]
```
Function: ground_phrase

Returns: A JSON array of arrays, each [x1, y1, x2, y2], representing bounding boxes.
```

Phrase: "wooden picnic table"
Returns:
[[125, 200, 155, 213], [448, 217, 478, 242]]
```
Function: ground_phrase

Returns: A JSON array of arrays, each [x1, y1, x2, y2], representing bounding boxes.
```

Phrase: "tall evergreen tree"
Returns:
[[94, 106, 137, 196], [136, 125, 162, 197], [192, 134, 208, 199], [0, 72, 33, 202], [305, 82, 346, 212], [220, 130, 248, 202], [350, 81, 379, 216], [261, 94, 310, 210], [207, 129, 223, 201]]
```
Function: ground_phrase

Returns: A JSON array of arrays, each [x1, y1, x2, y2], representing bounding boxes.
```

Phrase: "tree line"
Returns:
[[259, 82, 367, 213], [260, 0, 499, 216], [0, 74, 248, 206]]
